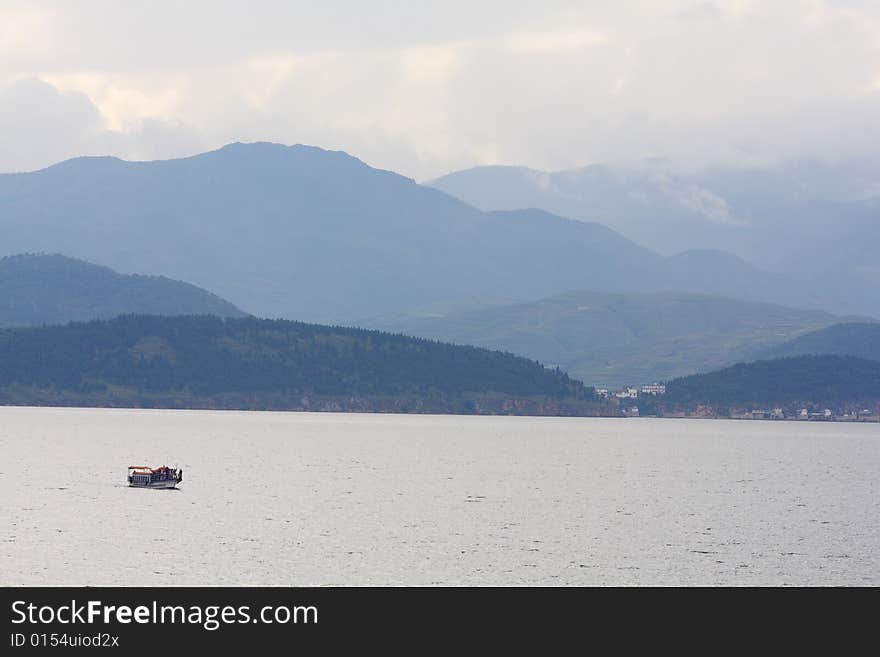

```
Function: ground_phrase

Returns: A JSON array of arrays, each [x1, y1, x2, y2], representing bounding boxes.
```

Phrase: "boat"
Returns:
[[128, 465, 183, 489]]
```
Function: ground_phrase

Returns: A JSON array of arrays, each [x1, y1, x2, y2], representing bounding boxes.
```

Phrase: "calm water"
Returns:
[[1, 406, 877, 586]]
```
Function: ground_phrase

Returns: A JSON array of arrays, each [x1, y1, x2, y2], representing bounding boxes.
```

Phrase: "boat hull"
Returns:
[[128, 479, 180, 489]]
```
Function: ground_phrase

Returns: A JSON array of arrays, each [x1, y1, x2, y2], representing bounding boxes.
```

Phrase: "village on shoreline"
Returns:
[[598, 382, 880, 423]]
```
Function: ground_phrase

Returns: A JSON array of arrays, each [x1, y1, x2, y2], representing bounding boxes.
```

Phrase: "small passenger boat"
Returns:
[[128, 465, 183, 489]]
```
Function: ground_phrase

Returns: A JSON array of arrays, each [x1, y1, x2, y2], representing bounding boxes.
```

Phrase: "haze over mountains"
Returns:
[[430, 160, 880, 317], [0, 142, 857, 326], [2, 141, 876, 398]]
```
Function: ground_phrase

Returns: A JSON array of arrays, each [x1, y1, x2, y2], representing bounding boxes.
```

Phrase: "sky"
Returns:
[[1, 0, 879, 179]]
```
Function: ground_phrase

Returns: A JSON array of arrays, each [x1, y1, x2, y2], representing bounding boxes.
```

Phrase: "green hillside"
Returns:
[[663, 355, 880, 409], [373, 290, 845, 387], [0, 253, 246, 327], [0, 315, 597, 415], [760, 322, 880, 362]]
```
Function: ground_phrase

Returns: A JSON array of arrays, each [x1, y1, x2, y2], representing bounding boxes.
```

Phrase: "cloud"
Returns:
[[42, 72, 186, 131], [506, 29, 611, 54], [239, 55, 305, 109], [660, 179, 747, 225], [1, 2, 880, 179], [0, 77, 204, 172], [400, 45, 462, 83], [673, 2, 725, 21], [0, 6, 55, 55], [0, 78, 106, 172]]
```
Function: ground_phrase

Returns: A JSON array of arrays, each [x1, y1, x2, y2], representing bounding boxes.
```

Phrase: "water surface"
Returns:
[[1, 406, 877, 585]]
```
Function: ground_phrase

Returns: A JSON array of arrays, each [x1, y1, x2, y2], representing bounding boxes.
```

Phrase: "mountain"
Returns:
[[429, 160, 880, 316], [0, 253, 246, 327], [428, 163, 724, 255], [0, 315, 599, 415], [760, 322, 880, 362], [0, 142, 828, 325], [371, 290, 846, 387], [662, 355, 880, 410]]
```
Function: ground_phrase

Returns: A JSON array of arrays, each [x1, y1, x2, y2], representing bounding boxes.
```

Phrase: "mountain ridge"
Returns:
[[429, 160, 880, 316], [0, 142, 834, 324]]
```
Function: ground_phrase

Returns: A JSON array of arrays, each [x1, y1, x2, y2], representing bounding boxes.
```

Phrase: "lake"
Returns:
[[1, 406, 877, 585]]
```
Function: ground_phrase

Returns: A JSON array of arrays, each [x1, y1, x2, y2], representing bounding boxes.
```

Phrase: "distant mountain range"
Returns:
[[662, 355, 880, 412], [0, 253, 245, 327], [0, 315, 599, 415], [760, 322, 880, 362], [9, 251, 866, 392], [373, 290, 848, 387], [430, 160, 880, 316], [0, 142, 844, 325], [0, 253, 874, 416]]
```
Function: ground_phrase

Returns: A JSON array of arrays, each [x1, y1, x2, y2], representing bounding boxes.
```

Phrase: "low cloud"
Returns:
[[506, 29, 611, 54], [0, 6, 55, 56], [1, 2, 879, 178], [0, 78, 106, 172], [0, 77, 204, 173]]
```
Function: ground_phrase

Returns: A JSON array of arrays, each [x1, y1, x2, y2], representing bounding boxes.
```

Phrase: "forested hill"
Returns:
[[0, 253, 246, 327], [0, 315, 598, 415], [760, 323, 880, 362], [663, 355, 880, 408]]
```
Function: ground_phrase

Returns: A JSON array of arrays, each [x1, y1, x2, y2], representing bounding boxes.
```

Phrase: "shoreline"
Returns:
[[0, 402, 876, 423]]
